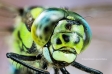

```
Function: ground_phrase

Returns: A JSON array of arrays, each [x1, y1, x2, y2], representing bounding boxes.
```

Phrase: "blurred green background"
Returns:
[[0, 0, 112, 74]]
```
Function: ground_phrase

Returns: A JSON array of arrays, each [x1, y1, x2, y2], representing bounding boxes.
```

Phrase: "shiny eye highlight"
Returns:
[[74, 36, 80, 44]]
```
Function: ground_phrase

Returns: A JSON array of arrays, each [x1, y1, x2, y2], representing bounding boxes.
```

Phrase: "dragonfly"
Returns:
[[0, 3, 103, 74]]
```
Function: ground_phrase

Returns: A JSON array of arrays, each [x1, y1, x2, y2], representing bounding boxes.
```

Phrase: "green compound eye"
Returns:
[[31, 8, 67, 47]]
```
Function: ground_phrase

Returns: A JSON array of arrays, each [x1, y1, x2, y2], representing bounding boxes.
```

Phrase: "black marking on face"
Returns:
[[67, 20, 81, 25], [74, 36, 80, 44], [56, 38, 62, 44], [62, 34, 70, 42], [65, 23, 72, 30], [75, 20, 82, 25]]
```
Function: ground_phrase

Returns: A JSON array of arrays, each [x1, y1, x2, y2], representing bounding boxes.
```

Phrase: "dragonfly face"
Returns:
[[49, 20, 84, 65], [4, 6, 103, 74], [31, 8, 92, 67]]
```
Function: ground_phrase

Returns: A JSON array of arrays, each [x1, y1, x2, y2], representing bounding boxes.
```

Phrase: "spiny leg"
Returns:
[[6, 52, 50, 74], [60, 67, 70, 74], [14, 68, 33, 74], [35, 61, 48, 74], [53, 67, 59, 74], [71, 61, 103, 74], [42, 61, 48, 70]]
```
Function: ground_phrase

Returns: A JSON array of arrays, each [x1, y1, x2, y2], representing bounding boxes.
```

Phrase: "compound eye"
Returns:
[[74, 36, 80, 44]]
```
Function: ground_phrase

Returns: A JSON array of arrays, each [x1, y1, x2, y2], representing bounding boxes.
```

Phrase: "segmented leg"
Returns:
[[53, 67, 59, 74], [60, 67, 70, 74], [6, 52, 50, 74], [71, 61, 103, 74], [14, 68, 33, 74]]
